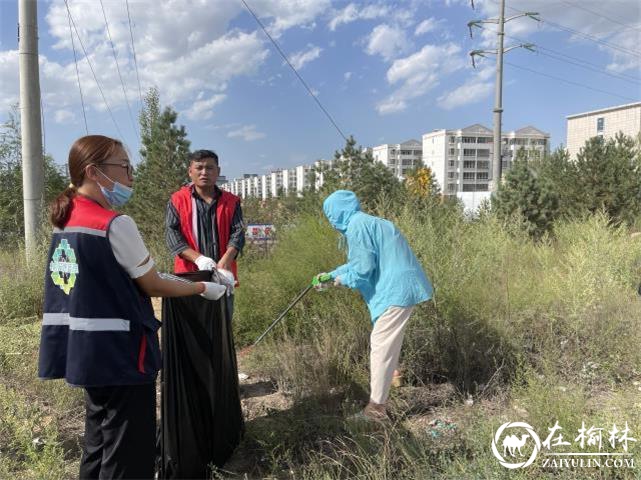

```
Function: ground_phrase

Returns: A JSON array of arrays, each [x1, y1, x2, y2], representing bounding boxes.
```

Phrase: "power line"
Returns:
[[125, 0, 143, 107], [99, 0, 138, 139], [66, 4, 88, 134], [531, 48, 641, 86], [477, 24, 641, 85], [542, 18, 641, 59], [240, 0, 348, 142], [64, 0, 124, 141], [504, 61, 639, 102], [559, 0, 641, 34], [490, 0, 641, 59]]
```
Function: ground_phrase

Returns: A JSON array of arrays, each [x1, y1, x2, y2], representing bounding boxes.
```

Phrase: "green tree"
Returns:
[[318, 136, 401, 207], [493, 149, 560, 239], [0, 105, 67, 246], [566, 134, 641, 225], [126, 88, 191, 239]]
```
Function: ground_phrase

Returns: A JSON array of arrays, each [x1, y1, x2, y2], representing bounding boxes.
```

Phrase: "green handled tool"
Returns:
[[311, 273, 332, 288], [253, 273, 333, 347]]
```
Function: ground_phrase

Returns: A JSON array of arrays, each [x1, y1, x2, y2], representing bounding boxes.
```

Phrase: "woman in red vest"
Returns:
[[41, 135, 225, 479]]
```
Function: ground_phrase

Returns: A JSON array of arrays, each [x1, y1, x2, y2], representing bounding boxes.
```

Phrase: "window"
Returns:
[[402, 159, 414, 166], [449, 136, 455, 143], [449, 148, 456, 155], [463, 172, 475, 179], [414, 150, 422, 155], [463, 161, 475, 168], [462, 184, 475, 191], [477, 184, 488, 191], [477, 149, 490, 157], [478, 137, 492, 143], [477, 172, 488, 180], [401, 150, 412, 155], [463, 149, 476, 156], [597, 117, 604, 132], [462, 136, 476, 143], [447, 172, 457, 179], [448, 160, 456, 167], [448, 183, 457, 192], [477, 161, 490, 169]]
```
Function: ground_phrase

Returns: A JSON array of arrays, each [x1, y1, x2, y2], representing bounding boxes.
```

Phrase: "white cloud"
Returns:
[[467, 0, 640, 73], [247, 0, 332, 35], [365, 24, 411, 61], [328, 3, 390, 31], [415, 18, 439, 36], [184, 94, 227, 120], [437, 67, 494, 110], [54, 109, 76, 124], [1, 0, 334, 126], [377, 43, 465, 115], [289, 45, 323, 70], [227, 125, 266, 141], [344, 71, 353, 81]]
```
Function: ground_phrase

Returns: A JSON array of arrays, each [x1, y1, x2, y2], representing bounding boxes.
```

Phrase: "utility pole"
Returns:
[[468, 1, 538, 193], [19, 0, 44, 258]]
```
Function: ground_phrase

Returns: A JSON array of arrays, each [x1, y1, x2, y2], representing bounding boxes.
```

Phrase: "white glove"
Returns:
[[200, 282, 226, 301], [195, 255, 216, 271], [217, 268, 235, 296]]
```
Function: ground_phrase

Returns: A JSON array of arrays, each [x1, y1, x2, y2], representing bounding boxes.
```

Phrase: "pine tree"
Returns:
[[318, 135, 401, 207], [126, 88, 191, 239], [493, 150, 559, 239], [568, 134, 641, 225]]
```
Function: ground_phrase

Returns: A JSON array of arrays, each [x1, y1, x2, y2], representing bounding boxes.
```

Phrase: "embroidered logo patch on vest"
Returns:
[[49, 239, 79, 295]]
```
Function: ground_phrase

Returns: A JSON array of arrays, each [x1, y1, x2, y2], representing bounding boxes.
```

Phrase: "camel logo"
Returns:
[[49, 239, 79, 295], [492, 422, 541, 469]]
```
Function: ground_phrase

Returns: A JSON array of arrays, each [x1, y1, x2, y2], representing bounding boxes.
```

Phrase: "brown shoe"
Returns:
[[362, 402, 389, 422]]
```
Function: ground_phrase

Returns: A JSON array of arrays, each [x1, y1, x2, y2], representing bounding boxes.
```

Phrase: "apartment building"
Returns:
[[371, 140, 422, 179], [566, 102, 641, 159], [422, 124, 549, 194]]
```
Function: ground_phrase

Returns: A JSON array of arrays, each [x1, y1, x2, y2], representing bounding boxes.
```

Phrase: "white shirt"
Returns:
[[109, 215, 154, 278]]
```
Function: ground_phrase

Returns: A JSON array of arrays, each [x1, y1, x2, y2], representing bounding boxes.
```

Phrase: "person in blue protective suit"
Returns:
[[316, 190, 433, 421], [39, 135, 226, 480]]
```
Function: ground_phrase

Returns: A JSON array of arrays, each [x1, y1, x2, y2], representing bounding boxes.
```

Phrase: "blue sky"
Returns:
[[1, 0, 639, 179]]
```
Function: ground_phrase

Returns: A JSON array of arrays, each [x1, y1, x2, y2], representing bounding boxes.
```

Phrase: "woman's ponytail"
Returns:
[[49, 184, 77, 229]]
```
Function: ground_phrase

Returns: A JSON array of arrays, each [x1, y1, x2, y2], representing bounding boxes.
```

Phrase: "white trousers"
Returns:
[[369, 305, 414, 405]]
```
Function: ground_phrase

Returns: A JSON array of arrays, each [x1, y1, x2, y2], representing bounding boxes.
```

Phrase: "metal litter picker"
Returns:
[[252, 273, 332, 346]]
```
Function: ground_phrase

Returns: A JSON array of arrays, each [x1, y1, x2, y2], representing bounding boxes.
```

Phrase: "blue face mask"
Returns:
[[97, 170, 133, 207]]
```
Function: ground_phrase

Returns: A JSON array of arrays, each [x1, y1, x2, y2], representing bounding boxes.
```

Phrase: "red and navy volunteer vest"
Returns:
[[38, 195, 161, 387], [170, 185, 240, 283]]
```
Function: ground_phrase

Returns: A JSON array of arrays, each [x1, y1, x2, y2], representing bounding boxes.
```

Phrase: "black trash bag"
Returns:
[[159, 271, 244, 479]]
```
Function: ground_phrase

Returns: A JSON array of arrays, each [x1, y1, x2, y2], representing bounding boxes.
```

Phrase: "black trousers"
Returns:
[[79, 382, 156, 480]]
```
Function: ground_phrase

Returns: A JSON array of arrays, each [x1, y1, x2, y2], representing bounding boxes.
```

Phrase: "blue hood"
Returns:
[[323, 190, 361, 233]]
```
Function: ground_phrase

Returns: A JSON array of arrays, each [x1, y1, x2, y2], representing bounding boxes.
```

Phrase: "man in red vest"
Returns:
[[166, 150, 244, 316]]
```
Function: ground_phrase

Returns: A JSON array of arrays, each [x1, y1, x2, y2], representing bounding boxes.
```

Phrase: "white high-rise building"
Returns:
[[566, 102, 641, 159], [280, 168, 297, 196], [371, 140, 422, 179], [422, 124, 549, 194], [270, 170, 283, 197], [260, 174, 269, 200], [296, 165, 314, 194]]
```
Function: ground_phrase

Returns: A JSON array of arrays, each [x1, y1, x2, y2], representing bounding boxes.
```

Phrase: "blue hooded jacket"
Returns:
[[324, 190, 433, 323]]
